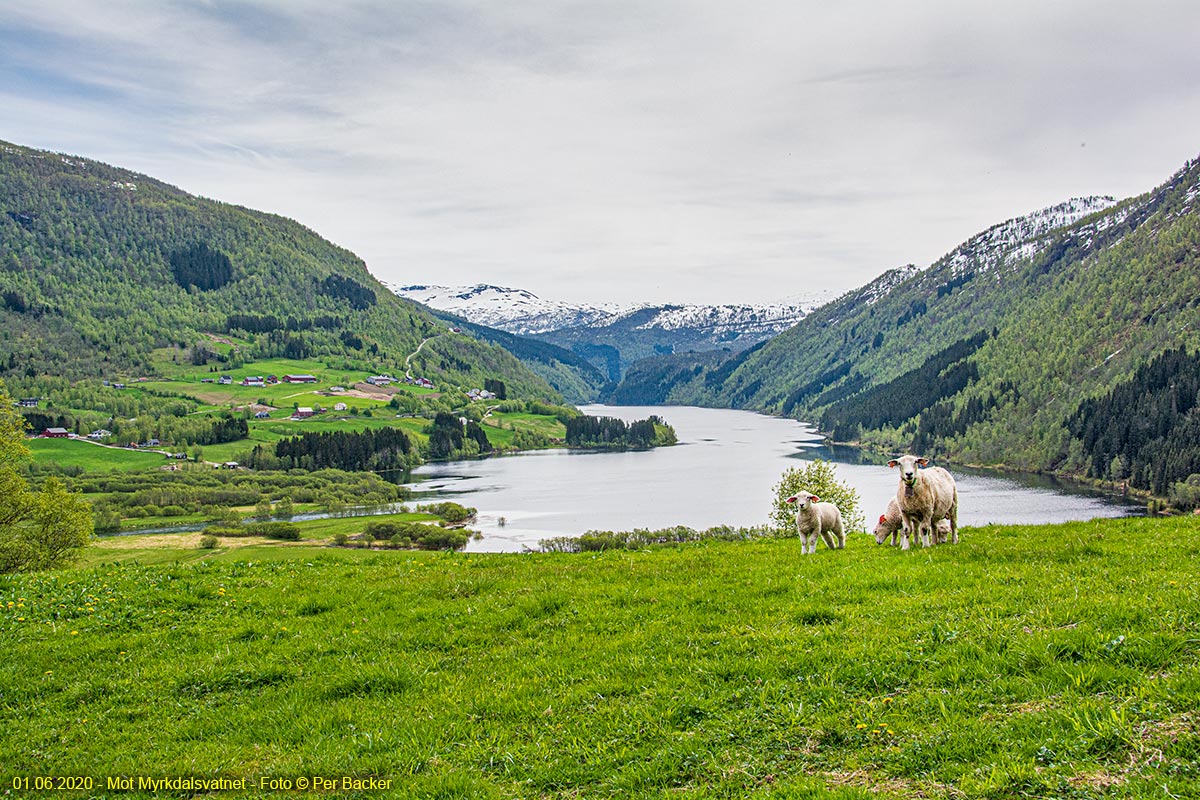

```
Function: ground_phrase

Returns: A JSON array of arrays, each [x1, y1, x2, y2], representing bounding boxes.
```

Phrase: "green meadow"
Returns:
[[27, 439, 174, 472], [30, 411, 565, 473], [3, 517, 1199, 799]]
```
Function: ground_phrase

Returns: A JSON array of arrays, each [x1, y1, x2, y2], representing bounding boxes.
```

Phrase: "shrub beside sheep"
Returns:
[[785, 491, 845, 555], [886, 455, 959, 550]]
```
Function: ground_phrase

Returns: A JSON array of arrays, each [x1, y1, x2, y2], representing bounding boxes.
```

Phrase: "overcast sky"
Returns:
[[3, 1, 1199, 306]]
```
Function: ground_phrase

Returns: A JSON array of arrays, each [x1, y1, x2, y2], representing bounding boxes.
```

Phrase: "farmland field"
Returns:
[[2, 516, 1199, 798], [27, 438, 173, 472]]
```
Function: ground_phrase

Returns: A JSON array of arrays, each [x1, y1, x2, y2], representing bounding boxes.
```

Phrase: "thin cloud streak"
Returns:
[[2, 1, 1199, 305]]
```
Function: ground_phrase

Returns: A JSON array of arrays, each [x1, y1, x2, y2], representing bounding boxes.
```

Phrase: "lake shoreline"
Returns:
[[412, 405, 1142, 552]]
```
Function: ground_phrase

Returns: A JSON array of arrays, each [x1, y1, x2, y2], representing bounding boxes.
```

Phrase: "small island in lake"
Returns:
[[565, 414, 677, 450]]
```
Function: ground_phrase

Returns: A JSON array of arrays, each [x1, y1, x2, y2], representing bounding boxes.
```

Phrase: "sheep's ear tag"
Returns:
[[917, 458, 929, 467]]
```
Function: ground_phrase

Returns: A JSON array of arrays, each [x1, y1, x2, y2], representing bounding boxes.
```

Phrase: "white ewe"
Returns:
[[873, 497, 953, 546], [886, 455, 958, 550], [785, 491, 845, 555]]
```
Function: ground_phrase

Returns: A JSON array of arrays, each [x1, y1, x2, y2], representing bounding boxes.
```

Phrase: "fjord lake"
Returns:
[[410, 405, 1141, 552]]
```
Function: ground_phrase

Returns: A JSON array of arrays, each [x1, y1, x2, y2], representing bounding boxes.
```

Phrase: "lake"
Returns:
[[408, 405, 1142, 552]]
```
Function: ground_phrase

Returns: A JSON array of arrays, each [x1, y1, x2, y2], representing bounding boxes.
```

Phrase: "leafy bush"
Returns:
[[1168, 473, 1200, 510], [539, 525, 772, 553], [415, 528, 468, 551], [93, 509, 123, 534], [770, 460, 865, 534], [417, 502, 476, 524], [198, 535, 218, 549], [202, 525, 249, 538], [364, 520, 403, 540], [245, 521, 301, 540]]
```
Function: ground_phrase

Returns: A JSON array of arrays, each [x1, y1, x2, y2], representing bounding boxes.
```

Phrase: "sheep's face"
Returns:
[[785, 492, 817, 510], [887, 455, 929, 487], [872, 514, 893, 544]]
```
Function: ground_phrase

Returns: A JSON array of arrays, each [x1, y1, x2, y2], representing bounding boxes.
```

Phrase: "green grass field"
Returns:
[[77, 510, 448, 567], [33, 410, 565, 472], [483, 411, 567, 447], [27, 438, 172, 472], [198, 415, 432, 463], [3, 516, 1199, 798]]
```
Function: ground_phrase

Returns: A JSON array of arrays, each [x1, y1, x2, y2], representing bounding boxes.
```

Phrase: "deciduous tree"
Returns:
[[0, 382, 93, 572]]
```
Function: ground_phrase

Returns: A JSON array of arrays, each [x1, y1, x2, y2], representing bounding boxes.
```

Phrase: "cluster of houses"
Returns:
[[192, 371, 445, 393], [201, 374, 319, 386], [367, 373, 437, 390], [466, 388, 498, 401], [40, 428, 181, 457]]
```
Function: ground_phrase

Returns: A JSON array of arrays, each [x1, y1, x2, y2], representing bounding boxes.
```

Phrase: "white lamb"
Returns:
[[887, 455, 959, 550], [873, 497, 952, 546], [785, 491, 845, 555]]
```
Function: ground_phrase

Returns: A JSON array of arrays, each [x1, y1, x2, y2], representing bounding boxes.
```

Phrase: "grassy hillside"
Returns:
[[3, 517, 1199, 798], [627, 156, 1200, 493], [0, 140, 558, 402]]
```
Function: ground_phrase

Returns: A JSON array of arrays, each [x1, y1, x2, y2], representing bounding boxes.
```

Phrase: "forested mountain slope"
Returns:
[[628, 155, 1200, 493], [419, 308, 610, 404], [0, 141, 558, 400]]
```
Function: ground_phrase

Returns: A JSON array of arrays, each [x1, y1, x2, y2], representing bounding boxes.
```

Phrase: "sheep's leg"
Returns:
[[806, 533, 818, 555], [833, 521, 845, 549], [949, 501, 959, 544], [819, 527, 837, 550]]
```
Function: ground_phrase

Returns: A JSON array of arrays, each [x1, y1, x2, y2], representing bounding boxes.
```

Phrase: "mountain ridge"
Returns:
[[0, 139, 560, 401], [606, 158, 1200, 496], [389, 282, 834, 381]]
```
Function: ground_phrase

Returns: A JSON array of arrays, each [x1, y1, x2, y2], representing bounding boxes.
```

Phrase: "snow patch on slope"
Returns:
[[935, 196, 1117, 276]]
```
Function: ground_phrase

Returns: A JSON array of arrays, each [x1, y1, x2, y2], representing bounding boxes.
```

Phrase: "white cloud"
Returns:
[[3, 0, 1199, 304]]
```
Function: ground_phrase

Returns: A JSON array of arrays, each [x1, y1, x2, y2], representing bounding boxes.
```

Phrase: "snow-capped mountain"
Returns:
[[387, 283, 620, 335], [388, 282, 833, 381], [389, 283, 831, 338]]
